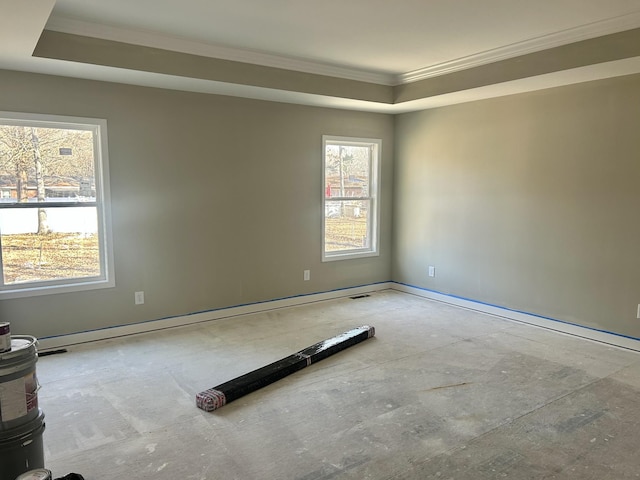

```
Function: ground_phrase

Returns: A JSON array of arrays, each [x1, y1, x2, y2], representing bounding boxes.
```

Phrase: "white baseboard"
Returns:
[[38, 281, 640, 353], [392, 283, 640, 353], [37, 282, 393, 351]]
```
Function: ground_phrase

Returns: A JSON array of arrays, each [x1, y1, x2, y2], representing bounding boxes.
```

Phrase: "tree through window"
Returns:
[[0, 112, 113, 298]]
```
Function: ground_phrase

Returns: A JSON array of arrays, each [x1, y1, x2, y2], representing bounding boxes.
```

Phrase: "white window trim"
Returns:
[[322, 135, 381, 262], [0, 111, 115, 299]]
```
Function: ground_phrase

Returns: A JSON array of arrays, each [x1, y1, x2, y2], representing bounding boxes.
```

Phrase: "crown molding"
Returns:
[[45, 16, 396, 86], [399, 10, 640, 84]]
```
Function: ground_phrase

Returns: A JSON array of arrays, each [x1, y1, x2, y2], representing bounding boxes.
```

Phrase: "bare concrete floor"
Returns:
[[37, 290, 640, 479]]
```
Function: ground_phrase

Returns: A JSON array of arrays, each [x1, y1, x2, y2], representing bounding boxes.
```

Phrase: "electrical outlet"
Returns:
[[303, 270, 310, 281], [428, 266, 435, 277], [135, 291, 145, 305], [637, 304, 640, 319]]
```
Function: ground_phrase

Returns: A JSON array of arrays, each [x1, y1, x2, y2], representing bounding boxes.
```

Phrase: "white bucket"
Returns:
[[0, 335, 39, 431], [15, 468, 52, 480]]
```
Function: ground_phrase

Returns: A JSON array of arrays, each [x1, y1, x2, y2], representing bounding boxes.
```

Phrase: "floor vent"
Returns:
[[349, 294, 370, 300], [39, 348, 68, 357]]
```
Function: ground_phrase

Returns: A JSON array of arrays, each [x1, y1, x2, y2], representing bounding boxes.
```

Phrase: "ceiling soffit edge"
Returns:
[[45, 16, 397, 86], [33, 31, 395, 105], [400, 10, 640, 84], [396, 27, 640, 103], [46, 10, 640, 87]]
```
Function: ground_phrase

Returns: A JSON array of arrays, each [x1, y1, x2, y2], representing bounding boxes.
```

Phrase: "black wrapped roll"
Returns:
[[196, 325, 375, 411]]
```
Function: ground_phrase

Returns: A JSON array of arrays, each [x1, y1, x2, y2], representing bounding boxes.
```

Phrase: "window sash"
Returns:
[[0, 202, 98, 209]]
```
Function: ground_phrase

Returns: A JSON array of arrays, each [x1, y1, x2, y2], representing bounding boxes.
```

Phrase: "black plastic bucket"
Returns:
[[0, 408, 45, 480]]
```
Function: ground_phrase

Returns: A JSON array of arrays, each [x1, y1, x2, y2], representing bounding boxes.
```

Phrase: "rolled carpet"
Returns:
[[196, 325, 375, 412]]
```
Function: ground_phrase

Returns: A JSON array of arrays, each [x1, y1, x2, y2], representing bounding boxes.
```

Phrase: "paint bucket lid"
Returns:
[[0, 335, 37, 363], [15, 469, 52, 480]]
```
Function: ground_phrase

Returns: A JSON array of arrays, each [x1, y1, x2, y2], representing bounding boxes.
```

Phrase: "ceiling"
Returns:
[[2, 0, 640, 112]]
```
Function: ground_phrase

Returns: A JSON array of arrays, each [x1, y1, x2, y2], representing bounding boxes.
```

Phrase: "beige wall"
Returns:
[[393, 74, 640, 338], [0, 69, 394, 338]]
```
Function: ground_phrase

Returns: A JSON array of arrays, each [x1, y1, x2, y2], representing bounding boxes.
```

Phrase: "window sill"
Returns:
[[322, 250, 380, 262], [0, 278, 115, 300]]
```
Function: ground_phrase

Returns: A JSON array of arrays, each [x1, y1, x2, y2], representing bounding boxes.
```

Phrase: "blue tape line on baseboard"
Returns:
[[39, 281, 390, 341], [40, 279, 639, 347], [393, 281, 640, 343]]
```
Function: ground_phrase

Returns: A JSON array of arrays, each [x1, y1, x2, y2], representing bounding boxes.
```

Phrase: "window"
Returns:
[[0, 112, 114, 298], [322, 135, 381, 261]]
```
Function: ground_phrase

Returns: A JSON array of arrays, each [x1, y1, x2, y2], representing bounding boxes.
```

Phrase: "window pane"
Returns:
[[324, 144, 370, 198], [0, 125, 96, 204], [324, 200, 370, 252], [0, 207, 100, 285]]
